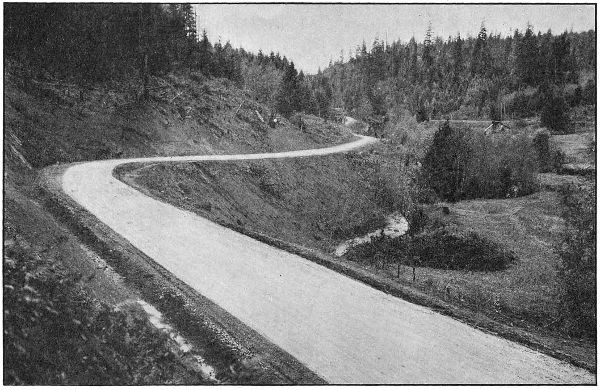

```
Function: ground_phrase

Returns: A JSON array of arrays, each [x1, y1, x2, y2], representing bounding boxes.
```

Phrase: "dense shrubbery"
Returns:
[[422, 121, 471, 201], [540, 89, 571, 134], [346, 228, 515, 272], [556, 184, 596, 338], [462, 132, 539, 198], [503, 88, 541, 118], [532, 131, 565, 173], [3, 240, 204, 385], [423, 121, 539, 202]]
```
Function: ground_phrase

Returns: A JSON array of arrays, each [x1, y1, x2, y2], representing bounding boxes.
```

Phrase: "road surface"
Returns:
[[61, 136, 594, 384]]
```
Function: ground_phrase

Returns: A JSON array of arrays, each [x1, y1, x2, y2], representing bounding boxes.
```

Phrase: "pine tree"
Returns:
[[422, 23, 434, 72], [470, 22, 490, 77], [551, 32, 571, 84], [197, 29, 212, 73], [451, 33, 464, 87], [423, 121, 471, 201], [516, 24, 541, 86], [276, 62, 300, 117]]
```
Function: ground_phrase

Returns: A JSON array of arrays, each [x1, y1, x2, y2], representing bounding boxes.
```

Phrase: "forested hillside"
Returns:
[[315, 24, 595, 129], [4, 4, 317, 119]]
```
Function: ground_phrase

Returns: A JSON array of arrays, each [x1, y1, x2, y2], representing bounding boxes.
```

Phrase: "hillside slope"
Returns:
[[4, 60, 352, 173], [3, 61, 353, 385]]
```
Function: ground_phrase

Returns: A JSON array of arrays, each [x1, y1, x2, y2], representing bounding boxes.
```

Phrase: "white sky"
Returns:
[[195, 4, 595, 74]]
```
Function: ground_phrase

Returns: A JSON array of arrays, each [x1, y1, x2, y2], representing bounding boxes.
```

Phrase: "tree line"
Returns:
[[5, 5, 595, 124], [4, 3, 325, 118], [320, 24, 595, 124]]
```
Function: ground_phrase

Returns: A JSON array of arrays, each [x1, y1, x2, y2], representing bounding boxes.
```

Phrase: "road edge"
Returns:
[[115, 162, 597, 376], [37, 164, 327, 385]]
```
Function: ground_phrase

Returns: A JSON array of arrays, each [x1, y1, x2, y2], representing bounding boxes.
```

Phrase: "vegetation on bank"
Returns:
[[423, 121, 540, 202], [3, 2, 595, 380], [3, 231, 207, 385], [346, 228, 515, 272], [556, 183, 596, 337]]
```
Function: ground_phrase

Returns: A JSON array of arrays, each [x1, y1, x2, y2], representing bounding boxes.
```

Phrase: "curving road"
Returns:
[[61, 136, 594, 384]]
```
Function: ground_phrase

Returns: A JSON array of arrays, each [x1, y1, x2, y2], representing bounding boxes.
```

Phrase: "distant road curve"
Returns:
[[61, 135, 594, 384]]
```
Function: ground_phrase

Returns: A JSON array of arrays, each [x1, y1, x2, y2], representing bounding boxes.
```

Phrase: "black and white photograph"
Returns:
[[3, 2, 597, 385]]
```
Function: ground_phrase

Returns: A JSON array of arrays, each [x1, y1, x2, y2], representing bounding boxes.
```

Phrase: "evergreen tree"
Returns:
[[276, 62, 300, 117], [423, 121, 471, 201], [541, 88, 571, 133], [197, 29, 212, 73], [450, 34, 464, 86], [422, 23, 434, 77], [470, 23, 490, 77], [551, 32, 571, 84], [516, 24, 542, 86]]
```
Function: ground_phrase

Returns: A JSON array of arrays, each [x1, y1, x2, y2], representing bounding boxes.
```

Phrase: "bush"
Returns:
[[423, 121, 539, 201], [582, 79, 596, 106], [408, 229, 515, 271], [540, 90, 571, 134], [532, 130, 565, 173], [503, 88, 539, 118], [346, 228, 515, 272], [422, 121, 471, 202], [556, 184, 596, 337], [462, 133, 539, 199]]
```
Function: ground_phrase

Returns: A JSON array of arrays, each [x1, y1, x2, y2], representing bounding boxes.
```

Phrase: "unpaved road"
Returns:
[[61, 136, 594, 384]]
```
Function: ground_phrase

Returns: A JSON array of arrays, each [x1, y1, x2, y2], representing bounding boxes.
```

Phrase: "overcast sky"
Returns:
[[195, 4, 595, 74]]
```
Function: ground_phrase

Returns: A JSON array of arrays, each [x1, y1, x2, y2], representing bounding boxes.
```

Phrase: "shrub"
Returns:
[[556, 184, 596, 337], [462, 133, 539, 199], [345, 228, 515, 272], [408, 229, 515, 271], [582, 79, 596, 106], [540, 90, 571, 134], [532, 130, 565, 173], [423, 122, 539, 201], [422, 121, 471, 202]]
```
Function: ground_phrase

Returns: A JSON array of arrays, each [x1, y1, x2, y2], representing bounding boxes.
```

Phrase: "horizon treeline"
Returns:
[[4, 4, 596, 122], [320, 23, 595, 123]]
